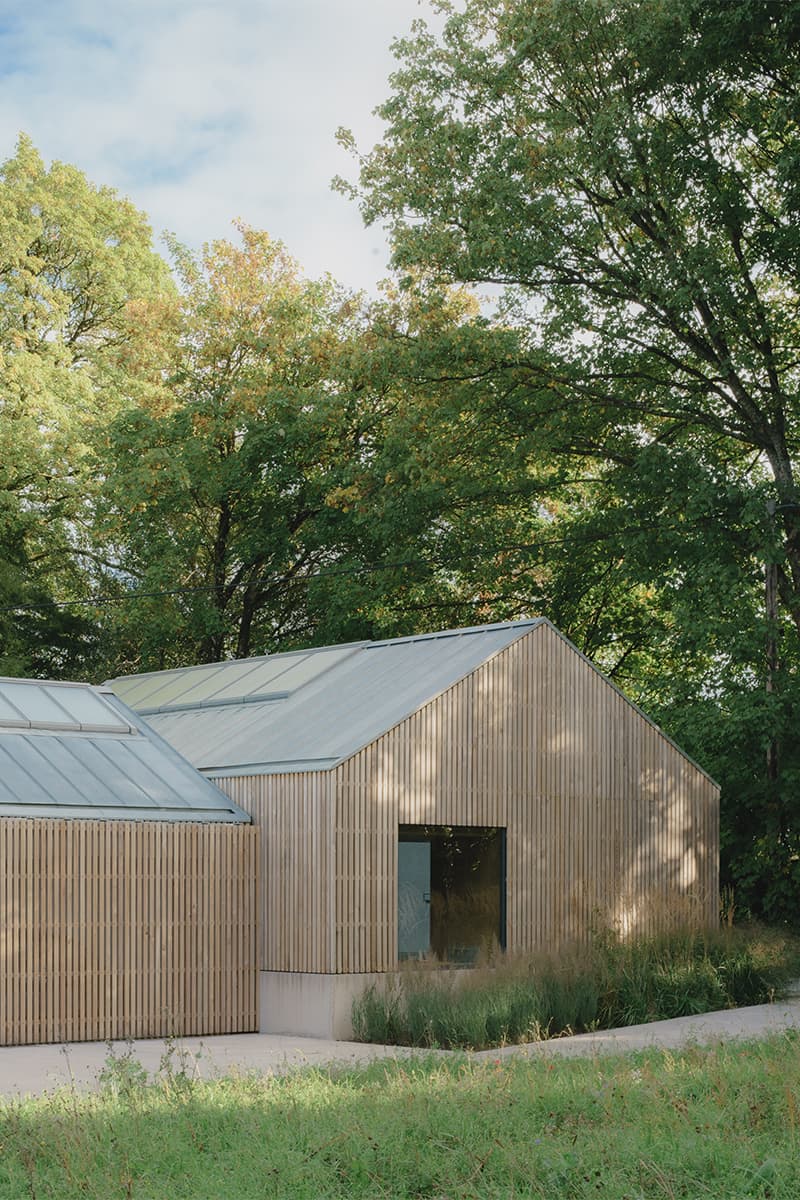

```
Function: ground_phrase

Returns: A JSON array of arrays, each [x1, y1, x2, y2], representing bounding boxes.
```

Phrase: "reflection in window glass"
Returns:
[[398, 826, 506, 963]]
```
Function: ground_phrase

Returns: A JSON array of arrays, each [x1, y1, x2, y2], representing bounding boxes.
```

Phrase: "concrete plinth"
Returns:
[[259, 971, 382, 1040]]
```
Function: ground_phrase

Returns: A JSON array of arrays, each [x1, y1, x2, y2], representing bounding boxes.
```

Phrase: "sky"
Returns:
[[0, 0, 439, 294]]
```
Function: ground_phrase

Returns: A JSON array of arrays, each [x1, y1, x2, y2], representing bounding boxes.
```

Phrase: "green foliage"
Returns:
[[352, 924, 800, 1050], [3, 1036, 800, 1198], [96, 245, 517, 668], [97, 226, 369, 665], [345, 0, 800, 924], [97, 1040, 149, 1099], [595, 925, 799, 1027], [352, 0, 800, 529], [0, 136, 174, 676]]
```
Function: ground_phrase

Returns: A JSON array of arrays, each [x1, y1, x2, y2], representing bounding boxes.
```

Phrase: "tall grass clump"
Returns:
[[352, 951, 601, 1050], [595, 923, 800, 1028], [352, 921, 800, 1049]]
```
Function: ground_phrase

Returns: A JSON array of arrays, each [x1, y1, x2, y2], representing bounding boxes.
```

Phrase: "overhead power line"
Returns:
[[0, 512, 732, 616], [0, 554, 462, 614]]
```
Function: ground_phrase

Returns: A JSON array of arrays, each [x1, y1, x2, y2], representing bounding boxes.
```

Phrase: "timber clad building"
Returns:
[[109, 618, 720, 1040], [0, 679, 257, 1046]]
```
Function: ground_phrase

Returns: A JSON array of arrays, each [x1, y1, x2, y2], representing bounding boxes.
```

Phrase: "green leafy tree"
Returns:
[[99, 230, 479, 666], [0, 135, 174, 675], [343, 0, 800, 919], [97, 233, 554, 668], [345, 0, 800, 616]]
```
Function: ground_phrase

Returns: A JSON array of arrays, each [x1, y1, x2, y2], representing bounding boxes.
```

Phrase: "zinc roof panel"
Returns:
[[0, 801, 236, 821], [0, 693, 28, 725], [0, 740, 55, 805], [146, 704, 268, 767], [119, 737, 212, 809], [0, 735, 89, 807], [139, 621, 538, 772], [48, 737, 155, 810], [0, 678, 251, 823], [273, 626, 520, 763]]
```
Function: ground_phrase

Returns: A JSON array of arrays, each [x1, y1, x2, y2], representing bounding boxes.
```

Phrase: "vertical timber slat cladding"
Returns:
[[0, 818, 258, 1047], [195, 622, 717, 986], [333, 622, 719, 975], [215, 772, 333, 974]]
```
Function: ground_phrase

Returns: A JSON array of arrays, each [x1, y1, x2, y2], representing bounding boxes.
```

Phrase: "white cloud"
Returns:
[[0, 0, 439, 291]]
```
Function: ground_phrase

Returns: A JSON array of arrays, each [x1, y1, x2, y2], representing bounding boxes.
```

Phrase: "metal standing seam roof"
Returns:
[[0, 677, 250, 823], [108, 620, 544, 776]]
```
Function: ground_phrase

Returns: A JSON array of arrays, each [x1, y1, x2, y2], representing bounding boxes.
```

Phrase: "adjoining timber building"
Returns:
[[0, 678, 257, 1046], [110, 618, 720, 1040]]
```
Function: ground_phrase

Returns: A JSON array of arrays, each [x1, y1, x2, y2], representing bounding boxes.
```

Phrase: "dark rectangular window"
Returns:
[[398, 825, 506, 963]]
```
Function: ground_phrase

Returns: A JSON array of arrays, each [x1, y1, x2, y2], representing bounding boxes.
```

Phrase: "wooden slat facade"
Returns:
[[219, 772, 333, 973], [0, 818, 259, 1046], [216, 622, 719, 978], [333, 623, 718, 973]]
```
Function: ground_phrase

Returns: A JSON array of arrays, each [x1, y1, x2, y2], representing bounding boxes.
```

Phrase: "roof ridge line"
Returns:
[[363, 618, 543, 650]]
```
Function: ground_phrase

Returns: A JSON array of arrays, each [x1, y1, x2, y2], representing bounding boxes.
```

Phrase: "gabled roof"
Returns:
[[0, 677, 250, 822], [108, 620, 543, 776]]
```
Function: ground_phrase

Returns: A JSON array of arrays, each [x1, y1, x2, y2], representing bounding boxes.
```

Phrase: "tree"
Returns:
[[100, 230, 494, 666], [345, 0, 800, 621], [342, 0, 800, 919], [0, 135, 174, 674]]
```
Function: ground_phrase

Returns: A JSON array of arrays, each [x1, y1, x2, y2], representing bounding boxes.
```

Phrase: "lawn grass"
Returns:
[[1, 1033, 799, 1198]]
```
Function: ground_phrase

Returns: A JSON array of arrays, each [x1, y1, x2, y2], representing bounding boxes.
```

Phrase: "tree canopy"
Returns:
[[342, 0, 800, 920], [96, 229, 523, 667], [0, 135, 174, 676], [346, 0, 800, 612]]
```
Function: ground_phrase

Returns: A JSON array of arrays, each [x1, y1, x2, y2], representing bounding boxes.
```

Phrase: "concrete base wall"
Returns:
[[259, 971, 383, 1040]]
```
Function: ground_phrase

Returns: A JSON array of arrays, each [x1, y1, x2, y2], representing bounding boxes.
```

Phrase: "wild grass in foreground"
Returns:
[[353, 923, 800, 1049], [1, 1033, 800, 1198]]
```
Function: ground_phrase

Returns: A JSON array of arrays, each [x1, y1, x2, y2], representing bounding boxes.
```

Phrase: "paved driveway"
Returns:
[[2, 1000, 799, 1100]]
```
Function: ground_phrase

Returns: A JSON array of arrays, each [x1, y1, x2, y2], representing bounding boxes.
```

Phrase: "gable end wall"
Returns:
[[333, 622, 719, 974]]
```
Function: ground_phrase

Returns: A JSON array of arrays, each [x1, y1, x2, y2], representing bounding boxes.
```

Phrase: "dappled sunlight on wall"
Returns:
[[219, 772, 333, 973], [332, 623, 718, 974], [221, 621, 718, 979]]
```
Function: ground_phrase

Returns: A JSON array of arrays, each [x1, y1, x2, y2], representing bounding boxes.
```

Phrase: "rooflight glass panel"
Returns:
[[48, 687, 131, 731], [0, 693, 27, 726], [266, 647, 357, 692], [130, 666, 227, 710], [3, 682, 77, 727], [206, 655, 306, 702], [103, 673, 171, 710], [168, 658, 278, 706]]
